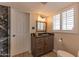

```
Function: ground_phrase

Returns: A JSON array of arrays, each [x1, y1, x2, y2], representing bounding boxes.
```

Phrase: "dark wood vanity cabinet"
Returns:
[[31, 33, 54, 56]]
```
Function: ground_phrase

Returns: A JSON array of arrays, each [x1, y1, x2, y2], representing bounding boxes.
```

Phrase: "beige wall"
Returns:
[[47, 16, 53, 32], [47, 4, 79, 56], [30, 13, 49, 33], [30, 13, 38, 33], [54, 33, 79, 56]]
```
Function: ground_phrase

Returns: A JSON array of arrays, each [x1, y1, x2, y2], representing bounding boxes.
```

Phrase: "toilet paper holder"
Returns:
[[59, 38, 63, 42]]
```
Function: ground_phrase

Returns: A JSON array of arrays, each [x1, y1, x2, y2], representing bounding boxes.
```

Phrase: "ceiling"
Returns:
[[0, 2, 77, 16]]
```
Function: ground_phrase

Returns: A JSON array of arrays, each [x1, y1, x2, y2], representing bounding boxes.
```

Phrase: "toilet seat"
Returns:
[[57, 50, 75, 57]]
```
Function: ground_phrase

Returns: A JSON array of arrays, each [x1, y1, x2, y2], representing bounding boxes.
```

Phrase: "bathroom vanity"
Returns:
[[31, 33, 54, 56]]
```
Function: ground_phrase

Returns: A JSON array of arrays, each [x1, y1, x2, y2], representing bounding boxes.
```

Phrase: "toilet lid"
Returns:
[[57, 50, 75, 57]]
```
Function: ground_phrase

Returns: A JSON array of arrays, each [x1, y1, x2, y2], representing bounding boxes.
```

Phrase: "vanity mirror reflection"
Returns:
[[36, 21, 47, 32], [36, 15, 47, 32]]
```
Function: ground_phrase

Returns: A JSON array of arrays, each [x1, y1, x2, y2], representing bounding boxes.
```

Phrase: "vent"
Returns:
[[40, 2, 48, 5]]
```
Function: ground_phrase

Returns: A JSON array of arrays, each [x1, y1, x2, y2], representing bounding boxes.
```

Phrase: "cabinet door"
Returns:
[[44, 36, 53, 52], [31, 36, 36, 52], [48, 36, 53, 51], [35, 38, 44, 56]]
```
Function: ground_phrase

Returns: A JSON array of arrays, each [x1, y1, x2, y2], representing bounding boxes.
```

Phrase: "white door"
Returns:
[[10, 9, 30, 56]]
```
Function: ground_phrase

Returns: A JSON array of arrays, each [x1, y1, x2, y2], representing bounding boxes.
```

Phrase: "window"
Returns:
[[53, 8, 75, 31], [53, 14, 60, 30], [62, 8, 74, 30]]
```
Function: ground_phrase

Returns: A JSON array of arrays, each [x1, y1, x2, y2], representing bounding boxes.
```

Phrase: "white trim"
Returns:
[[53, 49, 57, 53], [28, 50, 32, 54]]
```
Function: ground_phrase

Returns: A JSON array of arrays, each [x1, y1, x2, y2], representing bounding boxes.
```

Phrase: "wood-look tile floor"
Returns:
[[14, 51, 57, 57], [41, 52, 57, 57]]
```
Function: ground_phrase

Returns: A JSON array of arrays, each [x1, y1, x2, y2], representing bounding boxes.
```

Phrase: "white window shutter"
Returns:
[[53, 8, 74, 31], [62, 8, 74, 30], [62, 11, 67, 30], [66, 8, 74, 30], [53, 14, 60, 30]]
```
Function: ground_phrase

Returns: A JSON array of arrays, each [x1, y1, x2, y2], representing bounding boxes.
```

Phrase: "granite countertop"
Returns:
[[31, 33, 54, 38], [35, 33, 52, 38]]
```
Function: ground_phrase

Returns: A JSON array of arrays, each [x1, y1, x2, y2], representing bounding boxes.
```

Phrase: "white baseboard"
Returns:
[[53, 49, 57, 53], [28, 50, 31, 54], [12, 50, 31, 57]]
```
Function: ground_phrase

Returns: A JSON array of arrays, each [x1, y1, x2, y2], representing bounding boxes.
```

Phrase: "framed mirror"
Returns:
[[36, 21, 47, 32]]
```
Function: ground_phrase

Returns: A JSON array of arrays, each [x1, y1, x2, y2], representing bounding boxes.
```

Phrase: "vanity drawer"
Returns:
[[36, 39, 44, 48], [36, 38, 44, 44], [35, 47, 44, 56]]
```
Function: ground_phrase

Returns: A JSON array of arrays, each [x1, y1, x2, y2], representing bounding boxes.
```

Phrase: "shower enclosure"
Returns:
[[0, 5, 10, 57]]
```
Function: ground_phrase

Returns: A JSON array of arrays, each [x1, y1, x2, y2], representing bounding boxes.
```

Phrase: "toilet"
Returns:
[[57, 50, 75, 57]]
